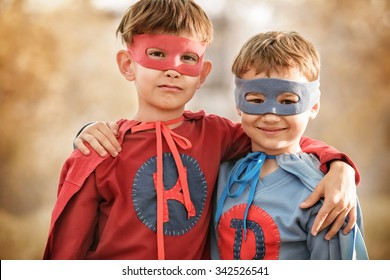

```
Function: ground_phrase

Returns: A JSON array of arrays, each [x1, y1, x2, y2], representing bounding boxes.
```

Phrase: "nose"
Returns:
[[164, 69, 180, 78], [262, 113, 281, 122]]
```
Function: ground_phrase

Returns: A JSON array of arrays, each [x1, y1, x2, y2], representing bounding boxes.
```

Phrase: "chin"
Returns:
[[256, 143, 297, 155]]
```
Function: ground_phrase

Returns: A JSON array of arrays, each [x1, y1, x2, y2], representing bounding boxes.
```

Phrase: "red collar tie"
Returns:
[[131, 116, 195, 260]]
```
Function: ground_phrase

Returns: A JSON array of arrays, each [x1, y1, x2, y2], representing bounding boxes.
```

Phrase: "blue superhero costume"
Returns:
[[212, 153, 367, 259]]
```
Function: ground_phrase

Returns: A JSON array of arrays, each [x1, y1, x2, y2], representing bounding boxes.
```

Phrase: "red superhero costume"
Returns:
[[43, 110, 359, 260]]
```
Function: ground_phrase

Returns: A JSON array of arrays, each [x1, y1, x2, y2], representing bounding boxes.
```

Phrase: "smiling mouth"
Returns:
[[259, 127, 286, 132]]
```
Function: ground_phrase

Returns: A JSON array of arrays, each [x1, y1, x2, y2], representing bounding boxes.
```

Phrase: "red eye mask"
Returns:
[[127, 34, 207, 77]]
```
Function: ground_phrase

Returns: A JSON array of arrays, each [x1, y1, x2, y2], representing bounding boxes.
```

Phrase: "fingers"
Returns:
[[301, 184, 328, 236], [310, 191, 343, 236], [313, 201, 356, 240], [323, 205, 356, 240], [317, 207, 339, 234], [80, 131, 109, 157], [104, 122, 122, 153], [76, 121, 121, 157], [324, 208, 348, 240], [300, 183, 324, 209], [107, 122, 119, 137], [90, 123, 121, 157], [303, 160, 358, 239], [342, 205, 357, 235], [310, 202, 331, 236], [74, 137, 91, 155], [311, 206, 343, 237]]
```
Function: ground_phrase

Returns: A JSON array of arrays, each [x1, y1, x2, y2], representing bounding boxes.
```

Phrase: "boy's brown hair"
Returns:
[[232, 31, 320, 81], [117, 0, 213, 45]]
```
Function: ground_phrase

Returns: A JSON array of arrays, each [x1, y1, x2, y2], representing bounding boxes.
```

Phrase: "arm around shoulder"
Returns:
[[300, 136, 360, 184], [73, 121, 121, 157]]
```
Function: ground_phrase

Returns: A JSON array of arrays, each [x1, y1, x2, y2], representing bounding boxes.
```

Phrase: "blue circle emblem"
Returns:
[[132, 153, 207, 236]]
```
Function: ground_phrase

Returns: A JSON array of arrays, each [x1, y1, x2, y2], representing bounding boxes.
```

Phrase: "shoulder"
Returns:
[[277, 153, 322, 170], [184, 110, 239, 127], [276, 153, 324, 193]]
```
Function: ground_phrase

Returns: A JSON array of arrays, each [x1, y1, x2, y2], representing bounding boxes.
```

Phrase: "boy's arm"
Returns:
[[300, 136, 360, 183], [74, 121, 121, 157], [299, 136, 359, 240]]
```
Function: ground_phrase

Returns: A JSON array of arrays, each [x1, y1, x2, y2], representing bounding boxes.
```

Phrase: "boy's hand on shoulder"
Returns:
[[300, 160, 357, 240], [74, 121, 121, 157]]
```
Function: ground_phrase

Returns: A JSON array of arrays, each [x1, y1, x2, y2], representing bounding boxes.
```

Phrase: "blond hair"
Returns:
[[117, 0, 213, 45], [232, 31, 320, 81]]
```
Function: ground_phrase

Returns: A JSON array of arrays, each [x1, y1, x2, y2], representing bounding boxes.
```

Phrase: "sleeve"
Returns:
[[46, 172, 100, 259], [218, 118, 251, 162], [306, 204, 342, 259], [299, 136, 360, 185]]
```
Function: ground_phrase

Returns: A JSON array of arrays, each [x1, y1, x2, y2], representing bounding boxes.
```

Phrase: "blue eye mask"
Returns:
[[234, 77, 320, 115]]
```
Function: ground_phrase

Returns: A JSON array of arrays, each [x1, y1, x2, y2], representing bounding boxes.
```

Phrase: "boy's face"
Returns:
[[117, 33, 211, 120], [237, 68, 319, 155]]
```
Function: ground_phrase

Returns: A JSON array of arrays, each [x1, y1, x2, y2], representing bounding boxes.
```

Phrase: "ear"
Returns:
[[309, 101, 320, 120], [236, 106, 242, 116], [196, 60, 212, 89], [116, 50, 135, 81]]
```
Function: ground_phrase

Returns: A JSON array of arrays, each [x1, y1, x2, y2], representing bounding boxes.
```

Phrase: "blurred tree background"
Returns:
[[0, 0, 389, 259]]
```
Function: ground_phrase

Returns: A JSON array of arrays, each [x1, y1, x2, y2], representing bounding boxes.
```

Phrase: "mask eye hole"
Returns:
[[277, 92, 299, 104], [146, 48, 166, 60], [245, 92, 265, 104], [180, 53, 199, 65]]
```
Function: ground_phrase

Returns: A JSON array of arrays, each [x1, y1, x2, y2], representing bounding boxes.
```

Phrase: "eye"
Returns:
[[277, 92, 299, 104], [245, 92, 265, 104], [146, 48, 166, 59], [180, 53, 199, 65]]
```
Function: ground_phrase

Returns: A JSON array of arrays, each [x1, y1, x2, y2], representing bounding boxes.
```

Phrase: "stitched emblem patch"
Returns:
[[133, 153, 207, 235]]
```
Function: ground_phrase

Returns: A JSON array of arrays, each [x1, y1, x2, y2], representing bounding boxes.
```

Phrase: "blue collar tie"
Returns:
[[215, 152, 275, 240]]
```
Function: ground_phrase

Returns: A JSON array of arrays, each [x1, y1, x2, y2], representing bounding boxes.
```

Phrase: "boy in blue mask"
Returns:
[[212, 31, 368, 259]]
